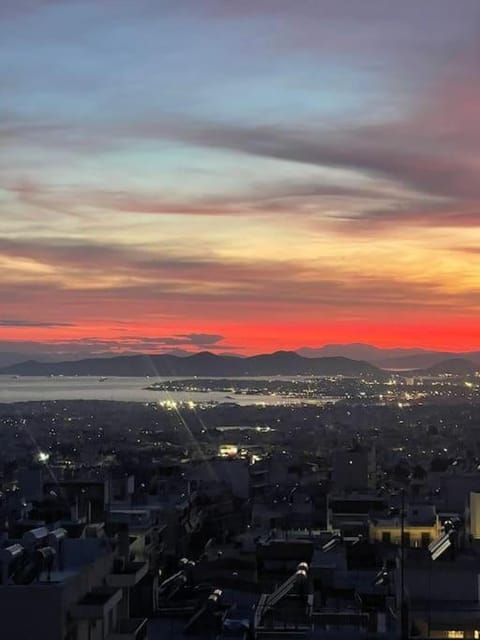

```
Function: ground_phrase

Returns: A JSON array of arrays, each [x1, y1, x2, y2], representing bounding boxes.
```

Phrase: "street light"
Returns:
[[400, 488, 408, 640]]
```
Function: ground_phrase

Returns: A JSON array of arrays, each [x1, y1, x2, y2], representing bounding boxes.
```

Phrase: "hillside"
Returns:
[[0, 350, 383, 378], [297, 343, 480, 369], [420, 358, 479, 376]]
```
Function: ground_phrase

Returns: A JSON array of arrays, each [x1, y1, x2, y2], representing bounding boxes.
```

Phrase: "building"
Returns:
[[331, 446, 376, 493], [404, 548, 480, 639], [470, 492, 480, 541], [370, 504, 442, 547], [0, 524, 148, 640]]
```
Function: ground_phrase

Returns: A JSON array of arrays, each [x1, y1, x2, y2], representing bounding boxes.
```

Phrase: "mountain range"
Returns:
[[0, 349, 478, 378], [413, 358, 479, 376], [0, 351, 381, 378], [297, 343, 480, 369]]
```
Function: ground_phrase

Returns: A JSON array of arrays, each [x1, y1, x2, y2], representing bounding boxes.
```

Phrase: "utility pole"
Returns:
[[400, 487, 408, 640]]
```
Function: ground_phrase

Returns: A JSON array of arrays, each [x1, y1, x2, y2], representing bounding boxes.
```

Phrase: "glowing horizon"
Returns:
[[1, 1, 480, 358]]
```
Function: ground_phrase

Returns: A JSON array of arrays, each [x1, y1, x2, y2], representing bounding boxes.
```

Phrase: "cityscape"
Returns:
[[1, 353, 480, 639], [1, 1, 480, 640]]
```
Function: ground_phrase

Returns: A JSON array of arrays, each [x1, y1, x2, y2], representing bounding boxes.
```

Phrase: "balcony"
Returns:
[[107, 561, 149, 588], [71, 586, 122, 619], [107, 617, 148, 640]]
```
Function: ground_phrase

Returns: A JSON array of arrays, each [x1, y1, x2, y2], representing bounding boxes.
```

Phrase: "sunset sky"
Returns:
[[1, 0, 480, 357]]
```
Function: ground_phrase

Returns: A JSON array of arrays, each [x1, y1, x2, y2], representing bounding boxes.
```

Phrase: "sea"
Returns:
[[0, 376, 339, 406]]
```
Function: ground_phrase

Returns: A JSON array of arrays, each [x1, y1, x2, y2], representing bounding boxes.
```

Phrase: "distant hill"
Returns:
[[0, 349, 136, 367], [297, 343, 430, 361], [378, 352, 480, 370], [0, 350, 382, 378], [0, 352, 43, 368], [418, 358, 479, 376], [297, 343, 480, 369]]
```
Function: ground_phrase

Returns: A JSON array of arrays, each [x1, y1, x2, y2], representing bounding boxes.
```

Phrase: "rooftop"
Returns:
[[0, 536, 112, 586]]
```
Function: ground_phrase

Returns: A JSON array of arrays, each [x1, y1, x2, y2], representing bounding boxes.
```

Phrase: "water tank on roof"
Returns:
[[22, 527, 49, 547], [47, 528, 67, 543], [0, 544, 24, 564], [35, 546, 56, 565], [1, 543, 24, 583]]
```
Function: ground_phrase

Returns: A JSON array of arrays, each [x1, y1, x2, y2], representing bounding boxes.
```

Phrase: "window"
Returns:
[[382, 531, 391, 544], [447, 631, 464, 639]]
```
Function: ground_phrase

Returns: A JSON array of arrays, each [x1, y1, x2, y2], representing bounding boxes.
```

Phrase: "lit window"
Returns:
[[447, 632, 464, 639]]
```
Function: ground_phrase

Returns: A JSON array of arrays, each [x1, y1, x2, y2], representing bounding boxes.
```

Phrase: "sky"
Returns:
[[1, 0, 480, 358]]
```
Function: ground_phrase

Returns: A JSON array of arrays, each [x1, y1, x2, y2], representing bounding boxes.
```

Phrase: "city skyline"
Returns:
[[2, 0, 480, 356]]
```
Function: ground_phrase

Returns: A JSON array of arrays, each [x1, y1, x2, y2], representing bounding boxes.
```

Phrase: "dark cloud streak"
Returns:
[[0, 319, 74, 328]]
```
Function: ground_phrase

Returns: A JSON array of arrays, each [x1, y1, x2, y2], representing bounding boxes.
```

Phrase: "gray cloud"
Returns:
[[3, 49, 480, 217], [0, 251, 478, 317], [177, 333, 224, 346], [0, 333, 233, 362], [119, 333, 224, 347], [5, 180, 394, 218], [146, 117, 480, 203], [0, 319, 74, 327]]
